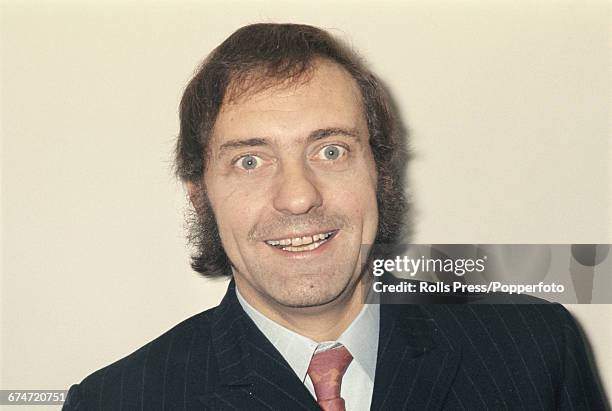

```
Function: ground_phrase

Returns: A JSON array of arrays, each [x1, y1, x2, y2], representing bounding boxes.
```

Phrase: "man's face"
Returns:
[[203, 60, 378, 308]]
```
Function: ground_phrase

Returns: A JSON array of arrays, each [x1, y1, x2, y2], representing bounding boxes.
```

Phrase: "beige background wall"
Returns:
[[1, 0, 610, 408]]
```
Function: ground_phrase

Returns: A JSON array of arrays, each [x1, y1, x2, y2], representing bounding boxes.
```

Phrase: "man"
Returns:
[[63, 23, 606, 410]]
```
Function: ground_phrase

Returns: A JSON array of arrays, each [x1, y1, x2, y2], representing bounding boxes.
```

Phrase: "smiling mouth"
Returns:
[[265, 230, 338, 252]]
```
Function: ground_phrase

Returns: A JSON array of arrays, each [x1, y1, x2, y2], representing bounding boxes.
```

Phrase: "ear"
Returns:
[[185, 181, 203, 213]]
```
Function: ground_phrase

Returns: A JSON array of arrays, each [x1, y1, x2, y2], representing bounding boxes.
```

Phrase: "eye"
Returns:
[[317, 145, 347, 161], [235, 155, 262, 171]]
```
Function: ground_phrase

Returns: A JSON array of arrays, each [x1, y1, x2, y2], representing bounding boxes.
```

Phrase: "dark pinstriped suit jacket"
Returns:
[[63, 280, 607, 410]]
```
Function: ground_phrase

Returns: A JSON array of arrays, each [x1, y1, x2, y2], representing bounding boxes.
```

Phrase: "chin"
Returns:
[[263, 272, 355, 309]]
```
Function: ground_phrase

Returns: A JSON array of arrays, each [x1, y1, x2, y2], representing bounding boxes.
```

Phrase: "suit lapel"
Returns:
[[198, 281, 320, 410], [370, 304, 461, 411]]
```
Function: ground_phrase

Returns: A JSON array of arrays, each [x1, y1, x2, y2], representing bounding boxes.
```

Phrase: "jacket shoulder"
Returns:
[[418, 297, 580, 346], [410, 301, 606, 409], [63, 306, 219, 410]]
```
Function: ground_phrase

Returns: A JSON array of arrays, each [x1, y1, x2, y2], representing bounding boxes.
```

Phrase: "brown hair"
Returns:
[[175, 23, 408, 278]]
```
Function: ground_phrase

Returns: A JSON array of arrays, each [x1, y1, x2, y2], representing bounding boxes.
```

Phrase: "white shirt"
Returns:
[[236, 288, 379, 411]]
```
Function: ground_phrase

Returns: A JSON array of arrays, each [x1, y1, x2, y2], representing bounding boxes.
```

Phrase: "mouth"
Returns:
[[264, 230, 338, 253]]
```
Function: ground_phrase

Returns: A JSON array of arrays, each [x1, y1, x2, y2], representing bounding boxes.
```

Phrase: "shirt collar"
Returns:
[[336, 299, 379, 381], [236, 287, 379, 383]]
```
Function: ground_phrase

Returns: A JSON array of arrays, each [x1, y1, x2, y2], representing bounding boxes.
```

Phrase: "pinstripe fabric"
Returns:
[[63, 280, 608, 410]]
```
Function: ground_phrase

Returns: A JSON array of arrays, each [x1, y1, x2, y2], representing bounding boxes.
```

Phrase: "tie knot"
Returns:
[[307, 345, 353, 407]]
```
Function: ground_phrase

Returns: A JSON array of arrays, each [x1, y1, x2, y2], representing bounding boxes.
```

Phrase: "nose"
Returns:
[[272, 161, 323, 215]]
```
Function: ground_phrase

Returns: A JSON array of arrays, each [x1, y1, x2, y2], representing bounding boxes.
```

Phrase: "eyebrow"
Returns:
[[217, 127, 361, 156], [308, 127, 360, 142], [217, 137, 267, 155]]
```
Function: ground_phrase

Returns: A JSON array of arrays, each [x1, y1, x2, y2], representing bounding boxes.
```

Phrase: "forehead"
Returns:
[[210, 60, 367, 147]]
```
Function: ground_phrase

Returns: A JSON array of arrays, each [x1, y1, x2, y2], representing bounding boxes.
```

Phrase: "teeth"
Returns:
[[265, 231, 334, 250], [283, 241, 323, 252]]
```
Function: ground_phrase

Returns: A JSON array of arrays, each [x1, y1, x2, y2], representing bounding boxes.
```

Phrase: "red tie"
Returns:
[[307, 345, 353, 411]]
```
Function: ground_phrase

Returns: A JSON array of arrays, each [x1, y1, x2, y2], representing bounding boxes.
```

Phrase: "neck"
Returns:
[[235, 277, 365, 342]]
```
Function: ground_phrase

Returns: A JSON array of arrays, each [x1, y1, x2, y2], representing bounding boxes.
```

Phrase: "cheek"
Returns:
[[205, 176, 268, 242], [324, 174, 378, 223]]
